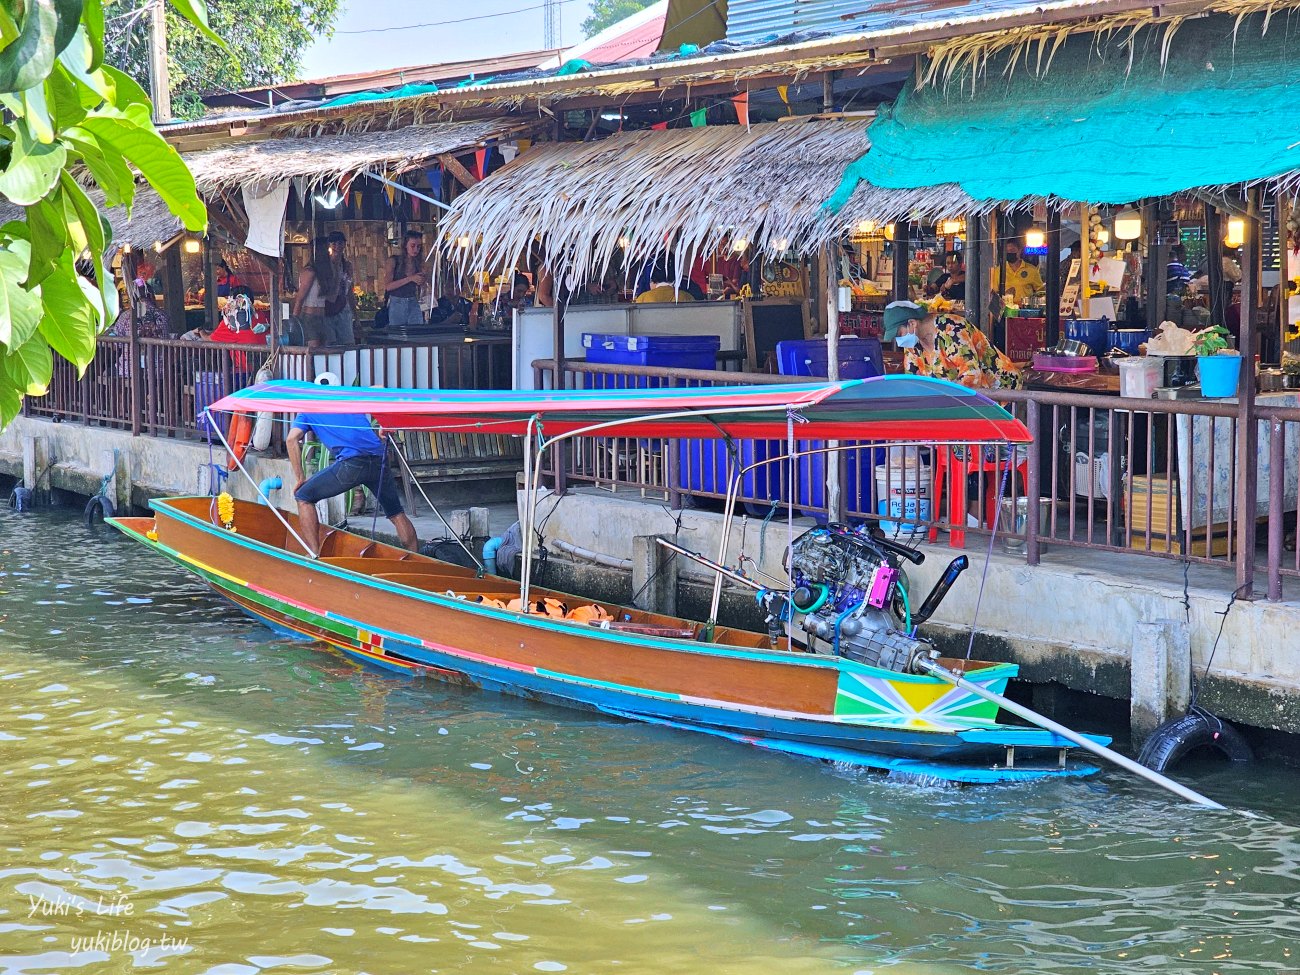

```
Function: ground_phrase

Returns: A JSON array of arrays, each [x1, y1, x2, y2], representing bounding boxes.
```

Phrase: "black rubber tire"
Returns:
[[84, 494, 116, 526], [9, 486, 33, 512], [1137, 709, 1253, 772]]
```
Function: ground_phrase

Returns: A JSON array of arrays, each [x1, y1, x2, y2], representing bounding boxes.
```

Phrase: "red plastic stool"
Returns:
[[929, 446, 1028, 548]]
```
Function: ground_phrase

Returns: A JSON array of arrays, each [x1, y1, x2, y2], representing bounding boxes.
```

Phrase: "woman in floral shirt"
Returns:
[[898, 310, 1022, 390]]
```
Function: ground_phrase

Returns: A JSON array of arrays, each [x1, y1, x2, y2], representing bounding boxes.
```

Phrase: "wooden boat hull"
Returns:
[[110, 498, 1106, 778]]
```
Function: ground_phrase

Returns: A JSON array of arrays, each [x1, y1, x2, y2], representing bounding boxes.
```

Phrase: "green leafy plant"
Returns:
[[104, 0, 341, 120], [0, 0, 217, 427], [1192, 324, 1234, 357]]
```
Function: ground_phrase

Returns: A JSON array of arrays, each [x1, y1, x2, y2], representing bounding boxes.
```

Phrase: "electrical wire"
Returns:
[[336, 0, 583, 35]]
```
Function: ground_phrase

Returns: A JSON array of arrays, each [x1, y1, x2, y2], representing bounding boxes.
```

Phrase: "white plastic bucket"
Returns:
[[874, 455, 932, 535]]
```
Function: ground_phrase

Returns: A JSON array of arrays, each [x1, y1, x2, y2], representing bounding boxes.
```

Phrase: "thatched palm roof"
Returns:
[[0, 185, 183, 252], [184, 119, 523, 193], [442, 118, 972, 288]]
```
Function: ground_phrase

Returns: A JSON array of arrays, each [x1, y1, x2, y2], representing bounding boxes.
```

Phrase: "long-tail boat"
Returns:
[[111, 377, 1111, 784]]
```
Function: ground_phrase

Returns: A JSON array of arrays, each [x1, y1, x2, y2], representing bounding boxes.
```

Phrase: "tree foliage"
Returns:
[[104, 0, 341, 120], [0, 0, 210, 427], [581, 0, 654, 39]]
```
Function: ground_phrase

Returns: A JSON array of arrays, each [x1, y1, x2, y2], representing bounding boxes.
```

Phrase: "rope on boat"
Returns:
[[201, 406, 318, 558], [385, 434, 484, 573], [963, 447, 1014, 660]]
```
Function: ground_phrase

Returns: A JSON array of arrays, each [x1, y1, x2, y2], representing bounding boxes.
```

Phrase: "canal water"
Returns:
[[2, 507, 1299, 974]]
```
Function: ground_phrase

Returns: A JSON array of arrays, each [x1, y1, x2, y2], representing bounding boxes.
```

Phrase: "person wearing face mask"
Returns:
[[990, 241, 1043, 304], [885, 301, 1021, 391]]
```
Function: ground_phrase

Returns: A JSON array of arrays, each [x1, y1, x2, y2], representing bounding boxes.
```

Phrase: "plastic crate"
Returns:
[[774, 337, 883, 379], [582, 332, 720, 370], [677, 438, 785, 516], [793, 442, 879, 521]]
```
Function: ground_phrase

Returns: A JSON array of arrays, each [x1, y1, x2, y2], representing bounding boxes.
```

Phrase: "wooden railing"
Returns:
[[26, 334, 513, 440]]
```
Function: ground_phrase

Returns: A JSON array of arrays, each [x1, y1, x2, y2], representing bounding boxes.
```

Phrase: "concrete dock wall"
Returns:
[[0, 416, 297, 512]]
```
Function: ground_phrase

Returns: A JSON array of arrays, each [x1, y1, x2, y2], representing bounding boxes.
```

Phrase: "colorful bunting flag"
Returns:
[[651, 121, 668, 130], [732, 91, 749, 128], [474, 148, 488, 180], [777, 85, 791, 115], [690, 108, 707, 127]]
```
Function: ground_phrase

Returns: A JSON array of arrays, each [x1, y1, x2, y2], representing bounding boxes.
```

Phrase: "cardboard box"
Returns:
[[1124, 476, 1229, 556]]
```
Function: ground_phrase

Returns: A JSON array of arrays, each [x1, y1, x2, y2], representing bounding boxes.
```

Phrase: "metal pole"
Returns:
[[655, 538, 767, 592], [913, 657, 1226, 809], [1045, 209, 1062, 349], [825, 245, 842, 522]]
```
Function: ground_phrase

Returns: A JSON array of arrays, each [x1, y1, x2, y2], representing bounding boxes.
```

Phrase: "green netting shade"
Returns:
[[320, 82, 439, 109], [828, 13, 1300, 207]]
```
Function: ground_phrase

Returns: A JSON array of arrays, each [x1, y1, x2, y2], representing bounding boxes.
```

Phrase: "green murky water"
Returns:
[[2, 506, 1299, 974]]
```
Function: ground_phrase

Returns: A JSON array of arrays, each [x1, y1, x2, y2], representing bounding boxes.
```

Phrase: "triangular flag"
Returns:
[[651, 121, 668, 130], [517, 138, 531, 153], [425, 166, 441, 192], [500, 145, 518, 164], [353, 191, 363, 209], [384, 184, 396, 206], [474, 148, 487, 180], [732, 91, 749, 128], [777, 85, 791, 115], [690, 108, 707, 127]]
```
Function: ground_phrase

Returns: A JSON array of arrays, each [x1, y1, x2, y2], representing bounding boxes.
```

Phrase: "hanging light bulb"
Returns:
[[883, 225, 895, 241], [457, 235, 471, 249], [1113, 209, 1142, 241], [1095, 228, 1110, 246], [1224, 216, 1246, 248], [183, 238, 201, 254], [939, 218, 965, 236], [856, 220, 876, 234], [617, 235, 631, 250], [731, 237, 749, 253], [1024, 226, 1046, 249], [772, 237, 789, 252]]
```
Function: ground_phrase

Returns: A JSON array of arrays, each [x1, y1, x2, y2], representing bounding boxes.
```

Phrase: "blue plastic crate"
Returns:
[[774, 337, 883, 379], [677, 437, 785, 516], [582, 332, 720, 370], [793, 442, 879, 521]]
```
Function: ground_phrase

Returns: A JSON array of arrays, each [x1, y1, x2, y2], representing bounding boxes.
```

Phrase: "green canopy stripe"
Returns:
[[828, 13, 1300, 206]]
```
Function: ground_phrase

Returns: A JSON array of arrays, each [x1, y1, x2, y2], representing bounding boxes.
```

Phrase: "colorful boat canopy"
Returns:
[[210, 376, 1031, 444]]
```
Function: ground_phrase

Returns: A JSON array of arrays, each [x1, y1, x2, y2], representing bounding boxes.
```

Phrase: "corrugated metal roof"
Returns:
[[727, 0, 1041, 45]]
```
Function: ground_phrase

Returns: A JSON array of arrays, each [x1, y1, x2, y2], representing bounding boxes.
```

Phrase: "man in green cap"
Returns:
[[883, 301, 928, 345]]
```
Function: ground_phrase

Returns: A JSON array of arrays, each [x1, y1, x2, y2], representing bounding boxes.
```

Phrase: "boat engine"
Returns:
[[782, 523, 968, 673]]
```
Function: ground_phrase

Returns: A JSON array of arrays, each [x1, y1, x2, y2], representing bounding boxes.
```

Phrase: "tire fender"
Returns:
[[251, 365, 275, 451], [84, 494, 116, 526], [1137, 709, 1253, 772]]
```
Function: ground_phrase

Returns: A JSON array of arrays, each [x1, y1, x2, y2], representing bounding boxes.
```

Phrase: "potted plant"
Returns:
[[1192, 324, 1242, 397]]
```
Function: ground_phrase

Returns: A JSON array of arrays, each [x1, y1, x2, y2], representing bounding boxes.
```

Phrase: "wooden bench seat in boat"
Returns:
[[369, 574, 521, 595]]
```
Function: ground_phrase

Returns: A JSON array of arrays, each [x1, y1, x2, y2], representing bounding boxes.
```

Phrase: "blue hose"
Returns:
[[482, 536, 503, 575], [897, 581, 913, 634], [832, 598, 864, 658], [257, 477, 283, 505]]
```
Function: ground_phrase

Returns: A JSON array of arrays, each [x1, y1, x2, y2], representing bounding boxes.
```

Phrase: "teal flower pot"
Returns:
[[1197, 353, 1242, 398]]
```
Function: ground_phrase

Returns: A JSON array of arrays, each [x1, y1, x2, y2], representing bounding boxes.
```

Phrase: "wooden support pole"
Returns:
[[1234, 190, 1259, 596], [439, 154, 479, 190]]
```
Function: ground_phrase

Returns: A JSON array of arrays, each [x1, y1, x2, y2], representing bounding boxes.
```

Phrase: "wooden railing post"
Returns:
[[1025, 398, 1041, 566]]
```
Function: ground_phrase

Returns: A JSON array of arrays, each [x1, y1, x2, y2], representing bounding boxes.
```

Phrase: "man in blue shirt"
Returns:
[[287, 391, 418, 556]]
